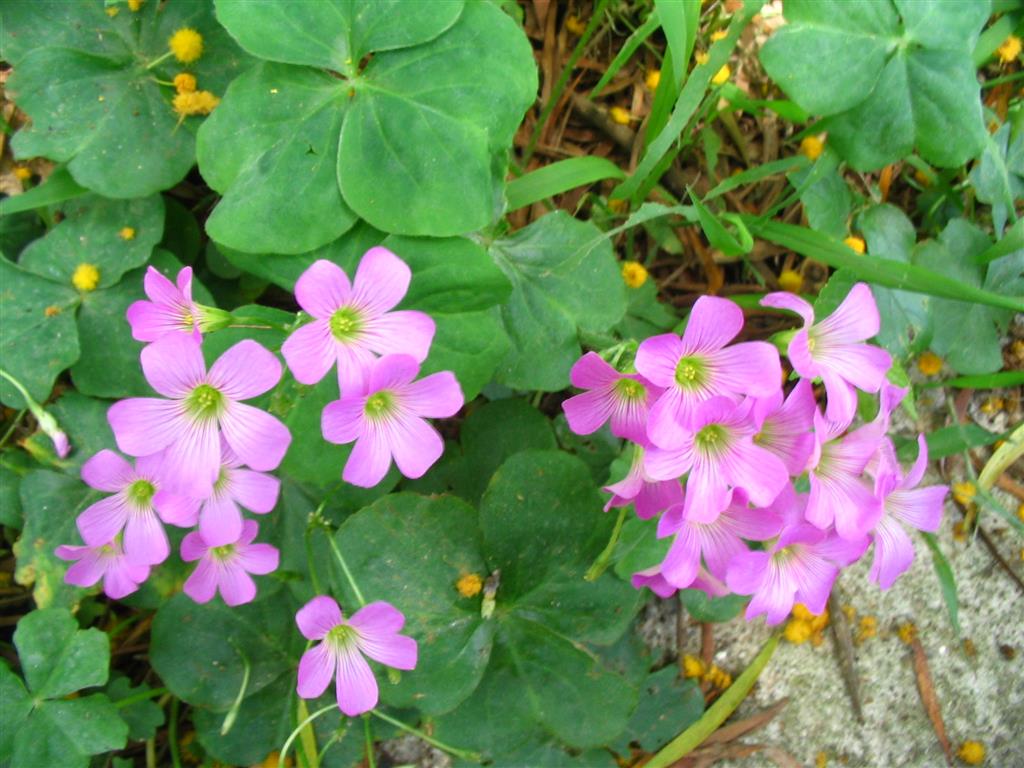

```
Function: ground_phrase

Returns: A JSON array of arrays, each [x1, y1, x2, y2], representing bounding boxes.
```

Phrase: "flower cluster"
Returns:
[[564, 286, 948, 624], [282, 247, 464, 487], [58, 266, 289, 604]]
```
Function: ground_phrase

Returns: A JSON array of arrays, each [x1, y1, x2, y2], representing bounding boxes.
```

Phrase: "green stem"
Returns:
[[220, 641, 251, 735], [325, 532, 366, 606], [114, 686, 168, 709], [363, 715, 376, 768], [371, 709, 483, 763], [0, 409, 26, 449], [280, 704, 337, 767], [645, 632, 781, 768], [145, 50, 173, 70], [305, 527, 323, 595], [168, 697, 181, 768], [584, 504, 628, 582]]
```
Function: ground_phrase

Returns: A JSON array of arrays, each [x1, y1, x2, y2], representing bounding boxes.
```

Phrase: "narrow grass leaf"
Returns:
[[705, 156, 809, 200], [0, 167, 88, 216], [590, 12, 661, 98], [654, 0, 699, 88], [921, 532, 960, 636], [506, 157, 625, 211]]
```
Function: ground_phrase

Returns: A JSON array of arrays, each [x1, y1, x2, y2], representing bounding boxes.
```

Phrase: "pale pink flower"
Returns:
[[749, 379, 816, 476], [761, 283, 892, 425], [562, 352, 661, 443], [295, 596, 417, 717], [127, 266, 201, 342], [635, 296, 781, 446], [107, 334, 291, 497], [56, 539, 150, 599], [181, 520, 279, 606], [321, 354, 463, 488], [603, 445, 683, 520], [632, 564, 729, 599], [282, 250, 435, 393]]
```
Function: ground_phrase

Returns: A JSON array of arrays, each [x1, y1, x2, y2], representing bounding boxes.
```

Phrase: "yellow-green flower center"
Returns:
[[329, 306, 363, 342], [365, 391, 394, 419], [187, 383, 224, 420], [674, 356, 707, 389], [614, 378, 645, 400], [327, 623, 358, 649], [695, 424, 728, 456], [126, 479, 156, 507], [211, 544, 235, 560]]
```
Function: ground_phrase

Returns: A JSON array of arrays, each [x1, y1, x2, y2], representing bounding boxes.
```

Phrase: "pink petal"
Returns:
[[348, 601, 406, 636], [362, 310, 435, 362], [296, 595, 344, 640], [295, 260, 352, 319], [176, 267, 194, 300], [124, 511, 170, 565], [402, 371, 463, 418], [726, 441, 789, 507], [230, 469, 280, 514], [709, 342, 782, 398], [180, 530, 208, 562], [343, 430, 393, 488], [887, 486, 946, 533], [126, 300, 186, 343], [144, 265, 181, 305], [725, 549, 769, 595], [786, 328, 818, 379], [356, 633, 417, 671], [683, 459, 731, 523], [634, 478, 684, 520], [77, 495, 129, 547], [815, 283, 880, 344], [721, 503, 784, 542], [386, 415, 444, 480], [699, 525, 748, 581], [158, 418, 222, 497], [635, 333, 685, 387], [367, 354, 419, 392], [322, 398, 366, 445], [238, 518, 259, 546], [218, 563, 258, 606], [103, 563, 146, 599], [297, 643, 336, 699], [61, 548, 106, 588], [644, 442, 694, 482], [646, 387, 687, 448], [219, 402, 291, 472], [236, 543, 279, 575], [183, 559, 218, 603], [817, 343, 892, 394], [563, 388, 614, 435], [141, 335, 207, 398], [351, 246, 411, 315], [335, 644, 379, 716], [108, 398, 187, 458], [570, 352, 619, 389], [282, 321, 337, 386], [869, 516, 915, 590], [790, 552, 838, 615], [902, 434, 930, 490], [336, 344, 376, 397], [631, 567, 677, 598], [153, 490, 200, 527], [820, 372, 858, 427], [680, 296, 743, 353], [208, 340, 283, 401], [81, 450, 134, 492], [199, 495, 244, 547], [760, 291, 814, 326], [660, 524, 701, 588]]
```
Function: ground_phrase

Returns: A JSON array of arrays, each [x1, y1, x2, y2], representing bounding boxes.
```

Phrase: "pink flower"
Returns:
[[635, 296, 781, 446], [806, 411, 883, 540], [321, 354, 463, 488], [761, 283, 892, 426], [56, 539, 150, 599], [181, 520, 279, 606], [727, 519, 868, 625], [645, 397, 789, 523], [107, 335, 291, 497], [282, 250, 436, 393], [562, 352, 661, 443], [76, 450, 193, 565], [52, 430, 71, 459], [656, 490, 783, 589], [603, 445, 683, 520], [749, 379, 816, 476], [172, 441, 282, 547], [295, 596, 417, 717], [632, 564, 729, 599], [868, 436, 947, 589], [127, 266, 201, 342]]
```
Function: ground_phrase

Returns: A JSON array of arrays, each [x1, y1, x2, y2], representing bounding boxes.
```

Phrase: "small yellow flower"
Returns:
[[997, 35, 1021, 65], [711, 65, 731, 86], [607, 197, 628, 214], [710, 29, 728, 43], [105, 6, 119, 17], [13, 165, 32, 181], [173, 72, 197, 94], [816, 752, 828, 768], [956, 740, 985, 765], [916, 351, 942, 376], [173, 90, 220, 117], [778, 268, 803, 294], [72, 263, 101, 292], [784, 619, 812, 644], [695, 51, 710, 66], [800, 135, 824, 160], [565, 15, 586, 35], [609, 106, 632, 125], [952, 481, 976, 506], [169, 27, 203, 64], [703, 664, 732, 689], [455, 573, 483, 598], [621, 261, 648, 288], [855, 615, 877, 644], [914, 168, 933, 187], [682, 654, 705, 678], [980, 396, 1004, 414], [118, 226, 136, 241], [127, 0, 143, 11], [897, 622, 917, 645], [843, 236, 866, 254], [645, 69, 661, 90]]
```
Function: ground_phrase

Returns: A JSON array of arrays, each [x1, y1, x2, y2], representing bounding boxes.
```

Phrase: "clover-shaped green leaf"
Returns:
[[760, 0, 989, 170], [199, 0, 537, 249], [970, 122, 1024, 238], [1, 609, 127, 768], [3, 0, 252, 197], [489, 211, 627, 391], [337, 450, 642, 747]]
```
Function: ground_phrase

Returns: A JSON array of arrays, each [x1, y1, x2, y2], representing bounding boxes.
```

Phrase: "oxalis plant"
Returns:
[[1, 0, 1022, 767]]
